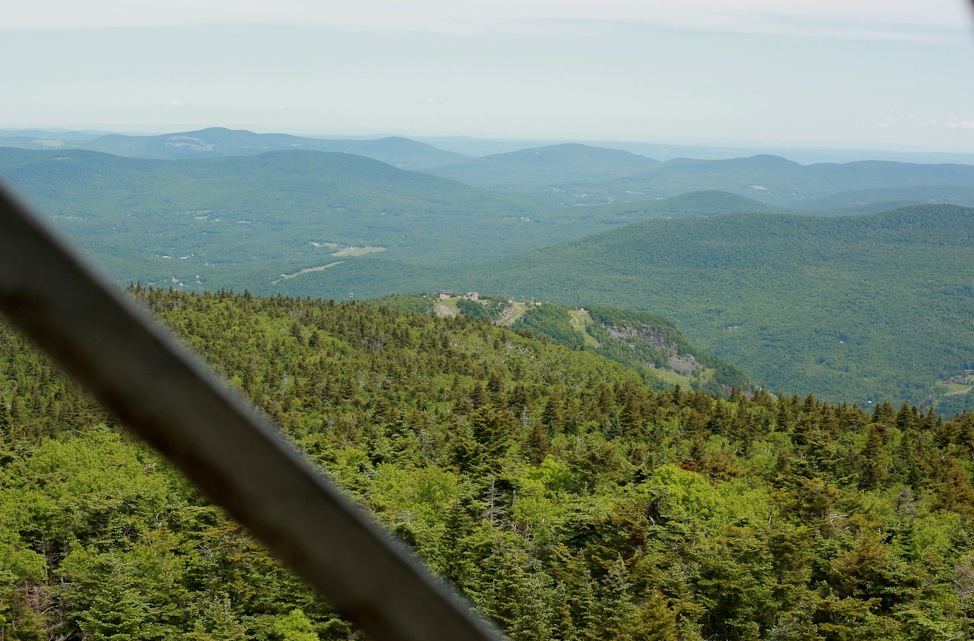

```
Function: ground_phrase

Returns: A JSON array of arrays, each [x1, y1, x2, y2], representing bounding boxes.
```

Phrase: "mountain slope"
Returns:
[[0, 147, 565, 288], [0, 148, 780, 297], [368, 293, 752, 394], [447, 204, 974, 412], [4, 288, 974, 641], [793, 184, 974, 212], [577, 190, 774, 226]]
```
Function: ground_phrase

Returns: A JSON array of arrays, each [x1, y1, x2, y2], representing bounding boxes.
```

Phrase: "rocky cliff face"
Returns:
[[604, 322, 702, 377]]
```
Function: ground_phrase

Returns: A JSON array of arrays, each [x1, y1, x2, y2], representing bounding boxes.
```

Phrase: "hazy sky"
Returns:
[[2, 0, 974, 151]]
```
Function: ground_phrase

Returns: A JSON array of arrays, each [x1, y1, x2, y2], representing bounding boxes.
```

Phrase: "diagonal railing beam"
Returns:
[[0, 183, 505, 641]]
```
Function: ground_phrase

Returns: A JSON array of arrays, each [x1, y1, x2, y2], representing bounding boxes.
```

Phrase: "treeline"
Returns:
[[2, 287, 974, 640]]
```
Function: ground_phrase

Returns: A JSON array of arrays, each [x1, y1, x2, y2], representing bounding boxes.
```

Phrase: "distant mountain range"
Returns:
[[9, 127, 974, 165], [0, 127, 469, 171], [4, 127, 974, 208], [609, 154, 974, 207], [1, 130, 973, 414], [426, 147, 974, 207]]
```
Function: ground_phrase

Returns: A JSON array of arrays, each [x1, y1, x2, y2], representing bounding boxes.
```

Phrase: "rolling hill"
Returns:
[[427, 143, 660, 202], [793, 184, 974, 212], [429, 145, 974, 208], [0, 148, 777, 295], [620, 156, 974, 206], [0, 147, 566, 289]]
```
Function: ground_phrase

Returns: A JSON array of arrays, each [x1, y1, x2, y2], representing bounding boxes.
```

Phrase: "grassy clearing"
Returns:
[[498, 302, 530, 326], [271, 261, 344, 284], [434, 298, 460, 318], [944, 383, 974, 396], [568, 309, 601, 348], [648, 368, 695, 387], [331, 246, 386, 257]]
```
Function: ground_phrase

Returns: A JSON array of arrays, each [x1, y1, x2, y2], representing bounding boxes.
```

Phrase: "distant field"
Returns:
[[331, 246, 385, 257], [944, 383, 973, 396], [271, 262, 344, 284]]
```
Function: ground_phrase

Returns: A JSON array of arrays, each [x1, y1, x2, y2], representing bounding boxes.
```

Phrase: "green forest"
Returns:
[[3, 288, 974, 640], [367, 293, 752, 395], [3, 144, 974, 415], [460, 205, 974, 414]]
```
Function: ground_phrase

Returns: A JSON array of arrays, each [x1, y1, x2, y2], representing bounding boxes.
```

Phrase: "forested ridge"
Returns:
[[367, 293, 752, 395], [2, 288, 974, 640]]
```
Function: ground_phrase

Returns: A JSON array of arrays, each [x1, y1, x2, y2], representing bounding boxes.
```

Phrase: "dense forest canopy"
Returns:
[[2, 288, 974, 641], [459, 204, 974, 415]]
